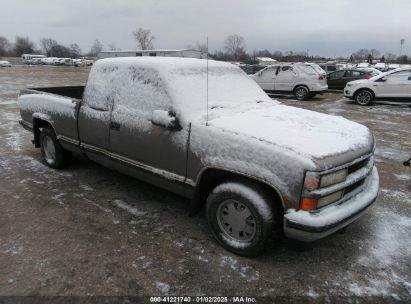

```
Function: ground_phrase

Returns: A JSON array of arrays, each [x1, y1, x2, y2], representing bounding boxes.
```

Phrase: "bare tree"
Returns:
[[385, 53, 397, 63], [0, 36, 11, 57], [108, 43, 117, 51], [49, 44, 72, 58], [370, 49, 380, 58], [224, 34, 246, 61], [14, 36, 36, 56], [133, 28, 155, 50], [69, 43, 82, 58], [89, 39, 104, 57], [40, 38, 58, 56]]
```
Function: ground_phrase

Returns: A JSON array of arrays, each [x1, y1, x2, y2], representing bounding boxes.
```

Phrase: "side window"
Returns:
[[343, 70, 352, 78], [327, 66, 337, 72], [352, 71, 361, 77], [331, 70, 345, 78], [83, 66, 118, 111], [260, 66, 277, 77]]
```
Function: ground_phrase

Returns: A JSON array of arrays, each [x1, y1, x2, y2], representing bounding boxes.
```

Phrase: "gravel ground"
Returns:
[[0, 66, 410, 303]]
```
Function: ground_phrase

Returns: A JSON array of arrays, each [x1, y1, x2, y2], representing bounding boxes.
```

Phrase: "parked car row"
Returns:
[[22, 55, 93, 67]]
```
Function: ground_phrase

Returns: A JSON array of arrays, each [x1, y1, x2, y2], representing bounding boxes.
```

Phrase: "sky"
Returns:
[[0, 0, 410, 58]]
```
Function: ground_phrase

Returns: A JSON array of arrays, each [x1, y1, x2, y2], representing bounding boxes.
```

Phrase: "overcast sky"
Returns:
[[1, 0, 410, 57]]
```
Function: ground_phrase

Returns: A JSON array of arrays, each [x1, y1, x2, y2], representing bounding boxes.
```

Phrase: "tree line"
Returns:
[[0, 28, 408, 64]]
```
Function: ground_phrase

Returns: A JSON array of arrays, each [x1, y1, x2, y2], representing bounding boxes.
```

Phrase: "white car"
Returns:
[[344, 68, 411, 105], [0, 60, 12, 67], [251, 63, 328, 100]]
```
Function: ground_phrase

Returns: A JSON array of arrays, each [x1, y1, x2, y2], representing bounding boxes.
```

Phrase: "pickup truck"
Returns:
[[19, 57, 379, 256]]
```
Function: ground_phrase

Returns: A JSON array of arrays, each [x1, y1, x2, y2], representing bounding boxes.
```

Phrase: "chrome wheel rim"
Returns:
[[43, 135, 56, 164], [217, 200, 256, 242], [357, 91, 371, 105], [295, 87, 307, 100]]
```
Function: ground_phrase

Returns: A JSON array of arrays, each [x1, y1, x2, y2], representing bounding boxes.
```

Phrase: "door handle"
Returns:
[[110, 121, 120, 131]]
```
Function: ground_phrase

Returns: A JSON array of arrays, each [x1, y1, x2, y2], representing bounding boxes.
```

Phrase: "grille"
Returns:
[[344, 179, 365, 195], [347, 157, 369, 174]]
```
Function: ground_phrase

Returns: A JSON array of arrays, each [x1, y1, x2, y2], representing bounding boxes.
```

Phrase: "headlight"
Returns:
[[346, 83, 352, 87], [320, 169, 348, 188], [301, 169, 348, 210], [303, 169, 348, 191]]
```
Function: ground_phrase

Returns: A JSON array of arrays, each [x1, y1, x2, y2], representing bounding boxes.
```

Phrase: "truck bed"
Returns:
[[22, 86, 85, 100]]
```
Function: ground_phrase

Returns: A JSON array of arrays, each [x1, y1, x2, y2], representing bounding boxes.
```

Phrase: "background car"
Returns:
[[344, 68, 411, 105], [0, 60, 12, 67], [319, 64, 337, 74], [327, 69, 374, 90], [251, 62, 327, 100]]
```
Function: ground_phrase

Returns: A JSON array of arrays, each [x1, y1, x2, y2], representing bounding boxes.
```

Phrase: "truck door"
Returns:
[[77, 77, 113, 168], [108, 66, 189, 196], [254, 66, 277, 91]]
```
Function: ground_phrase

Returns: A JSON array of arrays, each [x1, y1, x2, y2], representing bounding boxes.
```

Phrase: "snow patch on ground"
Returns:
[[393, 173, 410, 181], [380, 188, 411, 204], [112, 200, 147, 217], [219, 256, 251, 278], [155, 282, 170, 294]]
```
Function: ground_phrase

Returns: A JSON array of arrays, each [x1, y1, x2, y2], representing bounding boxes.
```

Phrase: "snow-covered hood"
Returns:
[[207, 104, 374, 167]]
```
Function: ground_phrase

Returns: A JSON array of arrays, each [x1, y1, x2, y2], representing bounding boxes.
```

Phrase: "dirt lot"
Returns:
[[0, 66, 410, 302]]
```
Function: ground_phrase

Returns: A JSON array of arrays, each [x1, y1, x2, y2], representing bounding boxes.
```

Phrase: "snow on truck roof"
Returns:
[[92, 57, 273, 120]]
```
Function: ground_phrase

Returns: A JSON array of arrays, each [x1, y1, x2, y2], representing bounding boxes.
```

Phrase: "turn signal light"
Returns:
[[300, 197, 318, 211]]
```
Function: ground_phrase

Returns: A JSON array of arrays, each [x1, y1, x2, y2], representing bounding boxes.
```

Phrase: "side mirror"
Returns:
[[377, 76, 386, 82], [151, 110, 181, 131]]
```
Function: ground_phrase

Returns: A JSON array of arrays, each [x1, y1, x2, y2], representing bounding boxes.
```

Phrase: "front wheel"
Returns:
[[40, 127, 72, 168], [354, 89, 374, 106], [206, 181, 280, 256], [294, 86, 309, 101]]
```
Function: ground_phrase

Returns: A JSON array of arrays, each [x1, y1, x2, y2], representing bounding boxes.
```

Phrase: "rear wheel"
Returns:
[[294, 86, 309, 101], [40, 127, 71, 168], [206, 181, 281, 256], [354, 89, 374, 106]]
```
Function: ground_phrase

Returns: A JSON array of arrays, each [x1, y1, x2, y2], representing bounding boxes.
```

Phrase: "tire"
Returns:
[[206, 181, 281, 256], [294, 86, 309, 101], [40, 127, 71, 169], [354, 89, 374, 106]]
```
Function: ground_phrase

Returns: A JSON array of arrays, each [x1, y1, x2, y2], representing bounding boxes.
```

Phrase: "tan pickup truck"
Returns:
[[19, 57, 379, 256]]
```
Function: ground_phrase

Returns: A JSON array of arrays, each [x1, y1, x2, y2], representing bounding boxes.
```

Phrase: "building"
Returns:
[[98, 49, 207, 59]]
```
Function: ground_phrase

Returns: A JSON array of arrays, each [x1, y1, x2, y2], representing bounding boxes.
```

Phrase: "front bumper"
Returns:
[[284, 167, 379, 241], [344, 88, 354, 98]]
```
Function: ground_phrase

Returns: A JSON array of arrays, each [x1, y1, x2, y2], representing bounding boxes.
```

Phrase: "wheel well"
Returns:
[[293, 84, 310, 93], [192, 168, 284, 215], [354, 88, 375, 98], [32, 118, 53, 148]]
